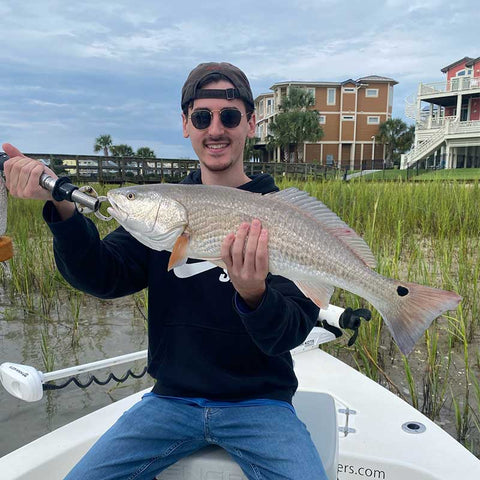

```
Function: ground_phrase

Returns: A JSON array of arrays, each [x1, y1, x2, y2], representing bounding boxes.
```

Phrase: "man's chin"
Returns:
[[202, 159, 234, 172]]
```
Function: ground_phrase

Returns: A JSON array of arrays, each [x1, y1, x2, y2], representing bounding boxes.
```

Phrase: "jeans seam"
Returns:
[[127, 439, 190, 480]]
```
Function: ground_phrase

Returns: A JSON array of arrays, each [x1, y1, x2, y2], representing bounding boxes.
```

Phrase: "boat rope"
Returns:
[[43, 366, 148, 391]]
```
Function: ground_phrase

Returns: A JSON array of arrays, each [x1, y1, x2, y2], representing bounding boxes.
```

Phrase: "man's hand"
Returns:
[[2, 143, 75, 219], [221, 219, 269, 310]]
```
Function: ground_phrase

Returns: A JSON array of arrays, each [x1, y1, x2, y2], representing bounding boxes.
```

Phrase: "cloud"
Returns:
[[1, 0, 478, 155]]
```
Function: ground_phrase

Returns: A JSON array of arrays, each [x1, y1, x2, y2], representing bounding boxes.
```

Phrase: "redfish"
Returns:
[[107, 184, 461, 355]]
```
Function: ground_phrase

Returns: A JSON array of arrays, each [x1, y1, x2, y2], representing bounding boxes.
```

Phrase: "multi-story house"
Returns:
[[401, 56, 480, 169], [254, 76, 397, 169]]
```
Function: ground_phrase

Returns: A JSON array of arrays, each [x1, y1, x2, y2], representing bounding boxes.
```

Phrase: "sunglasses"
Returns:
[[189, 108, 244, 130]]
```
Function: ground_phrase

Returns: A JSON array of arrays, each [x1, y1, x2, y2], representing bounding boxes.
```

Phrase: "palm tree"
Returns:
[[136, 147, 156, 158], [110, 144, 135, 157], [267, 87, 324, 162], [244, 137, 261, 162], [376, 119, 415, 167], [93, 134, 113, 156]]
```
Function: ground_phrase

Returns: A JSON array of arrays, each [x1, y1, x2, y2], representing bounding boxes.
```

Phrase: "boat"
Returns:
[[0, 305, 479, 480]]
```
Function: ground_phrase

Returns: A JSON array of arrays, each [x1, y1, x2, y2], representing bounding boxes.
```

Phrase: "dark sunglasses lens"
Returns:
[[191, 110, 211, 129], [220, 109, 242, 128]]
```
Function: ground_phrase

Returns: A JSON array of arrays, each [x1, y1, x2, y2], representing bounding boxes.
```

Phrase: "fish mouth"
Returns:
[[106, 197, 128, 223]]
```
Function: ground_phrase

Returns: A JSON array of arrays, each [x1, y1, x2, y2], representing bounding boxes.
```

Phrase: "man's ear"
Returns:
[[247, 112, 256, 138], [182, 112, 189, 138]]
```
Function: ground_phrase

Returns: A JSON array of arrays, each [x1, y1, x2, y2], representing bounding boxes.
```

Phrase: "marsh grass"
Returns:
[[277, 177, 480, 454], [2, 179, 480, 456]]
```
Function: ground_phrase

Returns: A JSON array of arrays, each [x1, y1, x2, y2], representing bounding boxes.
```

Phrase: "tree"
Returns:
[[376, 119, 415, 167], [136, 147, 156, 158], [110, 144, 135, 157], [244, 137, 262, 162], [93, 134, 113, 156], [267, 87, 324, 162]]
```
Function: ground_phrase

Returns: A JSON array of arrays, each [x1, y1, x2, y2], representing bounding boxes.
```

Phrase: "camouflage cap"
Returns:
[[181, 62, 254, 113]]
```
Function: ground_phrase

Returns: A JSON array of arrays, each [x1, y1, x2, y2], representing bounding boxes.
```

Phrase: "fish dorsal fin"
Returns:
[[268, 188, 377, 268]]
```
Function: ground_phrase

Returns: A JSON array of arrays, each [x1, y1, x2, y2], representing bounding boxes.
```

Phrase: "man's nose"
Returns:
[[208, 112, 225, 136]]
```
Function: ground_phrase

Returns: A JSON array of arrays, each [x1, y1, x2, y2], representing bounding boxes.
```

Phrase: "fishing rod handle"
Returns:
[[0, 152, 99, 211]]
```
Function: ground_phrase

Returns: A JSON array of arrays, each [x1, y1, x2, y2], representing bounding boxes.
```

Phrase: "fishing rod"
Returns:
[[0, 152, 100, 213]]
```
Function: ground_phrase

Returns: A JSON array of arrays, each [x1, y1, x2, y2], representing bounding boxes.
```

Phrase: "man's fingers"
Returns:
[[231, 223, 249, 268], [2, 143, 24, 159], [243, 219, 261, 271], [256, 228, 269, 275], [220, 233, 235, 268]]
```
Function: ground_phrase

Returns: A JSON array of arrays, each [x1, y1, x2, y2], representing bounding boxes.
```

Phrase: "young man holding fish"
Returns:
[[2, 62, 328, 479]]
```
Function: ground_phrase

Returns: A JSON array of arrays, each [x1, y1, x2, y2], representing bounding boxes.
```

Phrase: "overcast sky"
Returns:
[[0, 0, 476, 158]]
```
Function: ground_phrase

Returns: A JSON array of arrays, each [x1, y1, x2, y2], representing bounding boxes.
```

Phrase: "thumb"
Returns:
[[2, 143, 25, 158]]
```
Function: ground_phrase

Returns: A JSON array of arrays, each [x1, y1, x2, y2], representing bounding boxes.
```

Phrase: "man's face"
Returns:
[[182, 80, 256, 174]]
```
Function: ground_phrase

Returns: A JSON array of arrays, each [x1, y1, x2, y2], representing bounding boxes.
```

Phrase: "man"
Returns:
[[3, 62, 327, 479]]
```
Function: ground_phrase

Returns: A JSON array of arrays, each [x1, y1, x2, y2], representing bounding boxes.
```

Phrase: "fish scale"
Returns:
[[107, 183, 462, 355]]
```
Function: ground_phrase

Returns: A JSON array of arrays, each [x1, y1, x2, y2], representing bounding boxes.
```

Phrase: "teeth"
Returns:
[[207, 144, 227, 149]]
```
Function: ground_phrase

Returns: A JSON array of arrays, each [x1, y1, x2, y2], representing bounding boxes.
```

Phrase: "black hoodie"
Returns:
[[44, 172, 318, 403]]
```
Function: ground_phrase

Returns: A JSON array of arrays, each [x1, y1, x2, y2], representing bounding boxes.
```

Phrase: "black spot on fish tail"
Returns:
[[397, 286, 409, 297]]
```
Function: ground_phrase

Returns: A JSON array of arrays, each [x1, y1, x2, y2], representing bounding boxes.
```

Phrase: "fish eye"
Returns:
[[126, 192, 136, 200]]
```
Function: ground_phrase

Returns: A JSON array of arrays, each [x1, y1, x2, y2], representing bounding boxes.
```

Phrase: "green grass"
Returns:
[[2, 178, 480, 457], [349, 167, 480, 182]]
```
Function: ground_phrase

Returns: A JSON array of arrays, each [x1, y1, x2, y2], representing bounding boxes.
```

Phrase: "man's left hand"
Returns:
[[220, 219, 269, 310]]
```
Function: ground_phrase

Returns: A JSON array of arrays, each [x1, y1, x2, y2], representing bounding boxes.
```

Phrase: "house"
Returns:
[[401, 56, 480, 169], [254, 75, 397, 169]]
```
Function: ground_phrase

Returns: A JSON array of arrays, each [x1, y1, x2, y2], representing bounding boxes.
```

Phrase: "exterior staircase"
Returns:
[[401, 125, 447, 169], [401, 119, 480, 169]]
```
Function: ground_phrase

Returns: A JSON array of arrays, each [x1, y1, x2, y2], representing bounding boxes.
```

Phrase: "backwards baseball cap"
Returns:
[[181, 62, 254, 113]]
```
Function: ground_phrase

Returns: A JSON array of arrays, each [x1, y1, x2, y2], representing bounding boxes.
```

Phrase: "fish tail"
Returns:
[[375, 281, 461, 355]]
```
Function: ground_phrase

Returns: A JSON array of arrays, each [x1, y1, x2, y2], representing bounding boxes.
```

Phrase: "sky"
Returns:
[[0, 0, 477, 159]]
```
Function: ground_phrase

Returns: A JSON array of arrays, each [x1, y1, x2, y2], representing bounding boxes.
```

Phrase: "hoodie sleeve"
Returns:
[[43, 202, 149, 298], [235, 274, 319, 356]]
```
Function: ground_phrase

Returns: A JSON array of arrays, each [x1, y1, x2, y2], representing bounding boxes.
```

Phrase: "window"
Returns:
[[306, 87, 316, 100], [367, 116, 380, 124], [266, 99, 274, 114], [327, 88, 336, 105], [319, 115, 326, 124], [343, 87, 355, 93], [342, 115, 354, 121], [366, 88, 379, 98]]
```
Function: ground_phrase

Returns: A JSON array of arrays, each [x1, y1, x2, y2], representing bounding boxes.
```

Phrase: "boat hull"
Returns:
[[0, 348, 479, 479]]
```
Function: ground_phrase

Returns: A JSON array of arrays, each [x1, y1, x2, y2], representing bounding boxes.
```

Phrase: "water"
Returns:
[[0, 291, 151, 457]]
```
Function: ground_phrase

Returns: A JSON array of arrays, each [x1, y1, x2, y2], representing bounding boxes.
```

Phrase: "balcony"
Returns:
[[419, 77, 480, 96]]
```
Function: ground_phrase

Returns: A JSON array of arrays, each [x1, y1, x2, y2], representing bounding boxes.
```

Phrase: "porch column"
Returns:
[[428, 104, 433, 128], [456, 94, 462, 121], [445, 144, 451, 169]]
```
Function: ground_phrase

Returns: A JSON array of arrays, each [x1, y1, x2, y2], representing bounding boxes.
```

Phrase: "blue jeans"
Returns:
[[64, 394, 327, 480]]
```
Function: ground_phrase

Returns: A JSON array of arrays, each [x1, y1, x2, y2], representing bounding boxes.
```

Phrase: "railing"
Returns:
[[401, 125, 448, 169], [401, 119, 480, 168], [22, 153, 343, 183], [419, 77, 480, 96], [417, 116, 456, 130]]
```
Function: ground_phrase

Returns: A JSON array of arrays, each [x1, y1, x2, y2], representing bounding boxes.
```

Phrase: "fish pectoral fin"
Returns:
[[294, 280, 334, 309], [167, 233, 190, 271]]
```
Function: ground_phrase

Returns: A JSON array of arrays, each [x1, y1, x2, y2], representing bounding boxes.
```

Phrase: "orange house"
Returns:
[[255, 76, 397, 169]]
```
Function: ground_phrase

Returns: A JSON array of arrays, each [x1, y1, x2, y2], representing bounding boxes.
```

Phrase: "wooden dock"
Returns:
[[24, 153, 342, 184]]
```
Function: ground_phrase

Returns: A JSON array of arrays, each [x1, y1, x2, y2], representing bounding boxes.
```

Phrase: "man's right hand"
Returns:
[[2, 143, 76, 219], [2, 143, 57, 201]]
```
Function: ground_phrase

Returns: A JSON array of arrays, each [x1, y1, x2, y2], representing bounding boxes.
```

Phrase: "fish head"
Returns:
[[107, 185, 188, 251]]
